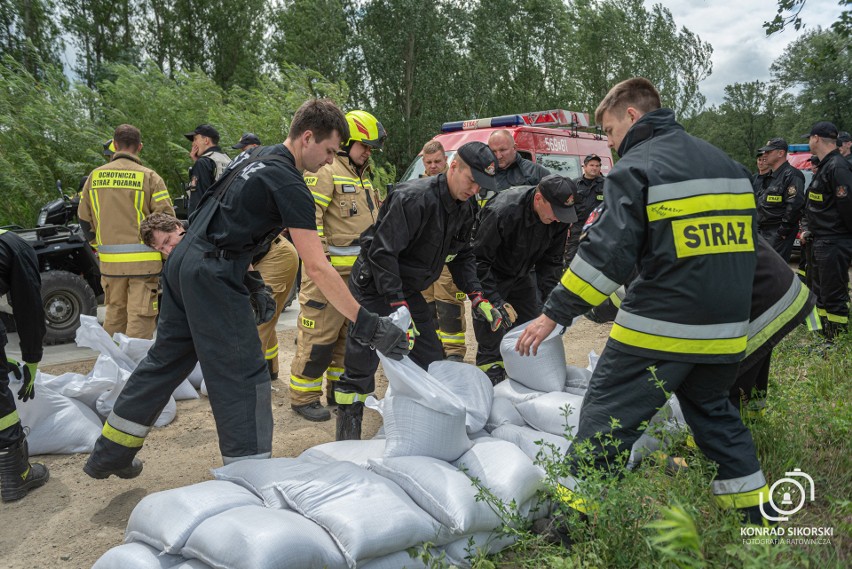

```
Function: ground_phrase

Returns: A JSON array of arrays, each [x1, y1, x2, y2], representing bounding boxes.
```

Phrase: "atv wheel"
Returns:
[[41, 270, 97, 345]]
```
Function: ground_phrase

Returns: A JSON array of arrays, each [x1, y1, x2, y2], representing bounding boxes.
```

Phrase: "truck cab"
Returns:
[[399, 109, 612, 183]]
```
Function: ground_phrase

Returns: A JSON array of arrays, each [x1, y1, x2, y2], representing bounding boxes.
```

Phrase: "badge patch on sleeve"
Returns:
[[787, 185, 797, 196], [671, 215, 754, 258], [304, 176, 318, 186], [837, 186, 848, 198]]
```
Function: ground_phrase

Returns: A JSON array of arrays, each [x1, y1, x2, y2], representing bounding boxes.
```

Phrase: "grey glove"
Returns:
[[349, 307, 410, 360], [249, 285, 276, 325]]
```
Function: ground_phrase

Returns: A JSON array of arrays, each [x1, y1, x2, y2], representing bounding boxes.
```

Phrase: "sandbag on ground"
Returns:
[[368, 456, 503, 535], [379, 354, 471, 462], [485, 397, 525, 432], [565, 364, 592, 395], [427, 360, 493, 433], [453, 439, 544, 517], [491, 423, 571, 464], [514, 391, 584, 437], [359, 550, 428, 569], [125, 480, 262, 554], [14, 382, 102, 455], [39, 371, 113, 411], [492, 378, 545, 405], [114, 334, 199, 400], [211, 457, 327, 508], [299, 439, 386, 466], [181, 505, 348, 569], [275, 461, 444, 568], [91, 541, 185, 569], [500, 320, 566, 392], [440, 532, 517, 568]]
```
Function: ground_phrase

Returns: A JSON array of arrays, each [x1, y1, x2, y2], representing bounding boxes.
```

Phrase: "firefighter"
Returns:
[[335, 142, 502, 441], [564, 154, 605, 267], [232, 133, 261, 152], [486, 129, 550, 195], [289, 110, 386, 422], [78, 124, 175, 340], [518, 78, 776, 531], [802, 121, 852, 341], [83, 99, 407, 479], [184, 124, 231, 218], [0, 230, 48, 502], [472, 174, 574, 385], [751, 149, 770, 194], [837, 131, 851, 164], [755, 138, 805, 262], [419, 140, 468, 361]]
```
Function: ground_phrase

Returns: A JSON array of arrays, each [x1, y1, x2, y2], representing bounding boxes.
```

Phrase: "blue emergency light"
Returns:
[[441, 115, 526, 133], [788, 144, 810, 153]]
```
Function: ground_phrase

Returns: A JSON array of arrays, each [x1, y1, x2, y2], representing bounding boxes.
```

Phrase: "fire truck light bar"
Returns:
[[441, 109, 592, 133], [787, 144, 810, 153]]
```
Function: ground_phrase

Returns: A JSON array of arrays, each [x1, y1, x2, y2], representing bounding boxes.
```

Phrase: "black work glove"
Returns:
[[495, 302, 518, 331], [469, 292, 503, 332], [246, 270, 276, 325], [349, 307, 410, 360], [7, 359, 38, 402]]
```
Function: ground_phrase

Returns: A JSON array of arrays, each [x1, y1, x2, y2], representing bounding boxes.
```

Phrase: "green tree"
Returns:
[[268, 0, 350, 81], [765, 0, 851, 36], [0, 0, 62, 77]]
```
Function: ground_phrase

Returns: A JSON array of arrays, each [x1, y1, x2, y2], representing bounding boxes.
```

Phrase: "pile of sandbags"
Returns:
[[10, 315, 202, 455]]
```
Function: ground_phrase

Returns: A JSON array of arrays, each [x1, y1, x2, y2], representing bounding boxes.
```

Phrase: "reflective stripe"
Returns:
[[569, 254, 620, 296], [153, 190, 171, 203], [0, 410, 20, 431], [715, 484, 770, 509], [0, 229, 6, 234], [312, 192, 331, 207], [560, 269, 608, 306], [330, 256, 357, 267], [90, 190, 102, 246], [328, 245, 361, 256], [289, 374, 323, 392], [102, 422, 145, 448], [335, 392, 370, 404], [106, 412, 152, 438], [611, 315, 748, 355], [712, 470, 767, 495], [826, 313, 849, 324], [97, 244, 158, 253], [806, 308, 822, 331], [647, 177, 754, 204], [99, 251, 163, 263], [223, 452, 271, 465], [817, 308, 826, 317], [746, 280, 810, 356], [477, 361, 504, 372], [438, 331, 465, 344], [554, 484, 597, 514], [316, 225, 324, 237], [609, 286, 626, 308], [332, 175, 373, 189], [616, 311, 748, 340], [647, 193, 756, 222], [326, 367, 344, 381], [265, 343, 279, 360], [134, 190, 144, 228]]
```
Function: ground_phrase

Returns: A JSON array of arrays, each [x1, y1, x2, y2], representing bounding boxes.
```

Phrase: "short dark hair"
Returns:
[[113, 124, 141, 151], [288, 98, 348, 143], [140, 212, 182, 248], [595, 77, 662, 124]]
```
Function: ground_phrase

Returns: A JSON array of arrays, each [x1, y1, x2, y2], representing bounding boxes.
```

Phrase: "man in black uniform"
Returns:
[[0, 230, 48, 502], [751, 149, 770, 194], [565, 154, 605, 266], [472, 174, 575, 385], [837, 131, 851, 164], [84, 99, 408, 479], [335, 142, 502, 440], [232, 132, 261, 153], [803, 121, 852, 340], [184, 124, 231, 218], [487, 129, 551, 193], [755, 138, 806, 262]]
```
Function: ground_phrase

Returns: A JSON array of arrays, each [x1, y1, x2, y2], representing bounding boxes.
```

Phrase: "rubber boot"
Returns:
[[292, 401, 331, 422], [83, 453, 143, 480], [0, 434, 49, 502], [484, 364, 506, 387], [335, 402, 364, 441]]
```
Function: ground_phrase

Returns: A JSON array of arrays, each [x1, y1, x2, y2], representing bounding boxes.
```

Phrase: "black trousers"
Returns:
[[570, 346, 761, 482], [813, 236, 852, 335], [336, 279, 444, 404], [474, 276, 542, 368], [760, 224, 796, 263], [0, 342, 23, 448], [729, 349, 771, 410], [89, 211, 272, 467]]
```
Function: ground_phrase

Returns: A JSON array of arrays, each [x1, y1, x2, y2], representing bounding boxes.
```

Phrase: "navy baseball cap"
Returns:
[[538, 174, 579, 224], [232, 133, 261, 149], [802, 121, 838, 139], [184, 124, 220, 144], [456, 142, 498, 191]]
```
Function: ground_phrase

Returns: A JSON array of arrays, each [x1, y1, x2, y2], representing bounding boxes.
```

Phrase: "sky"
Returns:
[[646, 0, 845, 106]]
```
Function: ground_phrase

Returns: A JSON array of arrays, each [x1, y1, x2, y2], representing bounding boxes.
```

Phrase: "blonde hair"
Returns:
[[595, 77, 661, 125]]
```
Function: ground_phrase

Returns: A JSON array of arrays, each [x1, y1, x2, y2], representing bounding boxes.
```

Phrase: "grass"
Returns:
[[422, 326, 851, 568]]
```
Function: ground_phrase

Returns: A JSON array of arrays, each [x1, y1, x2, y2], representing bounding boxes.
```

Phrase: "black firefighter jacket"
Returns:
[[0, 231, 46, 362]]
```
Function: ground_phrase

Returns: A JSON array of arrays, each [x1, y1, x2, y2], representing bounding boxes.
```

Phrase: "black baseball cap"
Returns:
[[456, 142, 498, 191], [538, 174, 578, 224], [759, 137, 788, 152], [232, 132, 261, 149], [802, 121, 838, 139], [184, 124, 220, 144], [756, 148, 768, 157], [837, 131, 851, 144], [584, 153, 602, 164], [808, 155, 820, 166]]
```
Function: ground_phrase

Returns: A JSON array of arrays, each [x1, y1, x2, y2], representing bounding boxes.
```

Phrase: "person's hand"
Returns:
[[515, 314, 557, 356], [496, 303, 518, 331], [799, 230, 812, 245], [390, 300, 419, 350], [350, 307, 409, 360], [469, 292, 503, 332], [190, 143, 200, 161], [250, 286, 276, 325], [7, 359, 38, 401]]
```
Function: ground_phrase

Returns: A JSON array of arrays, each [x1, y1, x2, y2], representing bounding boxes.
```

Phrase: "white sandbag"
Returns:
[[500, 320, 566, 392], [96, 374, 177, 427], [492, 378, 544, 405], [14, 383, 102, 455], [514, 391, 584, 437], [565, 364, 591, 395], [485, 397, 525, 432], [368, 456, 502, 535], [92, 542, 185, 569], [75, 315, 138, 370], [359, 550, 428, 569], [125, 480, 262, 554], [171, 379, 199, 401], [299, 439, 386, 467], [211, 457, 326, 508], [182, 505, 348, 569], [427, 360, 493, 433], [383, 394, 472, 462], [275, 461, 443, 568], [114, 334, 199, 401], [440, 532, 517, 568], [39, 371, 114, 411], [468, 429, 492, 440], [199, 379, 208, 397], [453, 439, 544, 514], [491, 423, 571, 463], [186, 363, 204, 389]]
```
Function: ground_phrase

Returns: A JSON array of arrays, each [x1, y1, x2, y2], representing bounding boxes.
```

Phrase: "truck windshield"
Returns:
[[399, 152, 456, 182]]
